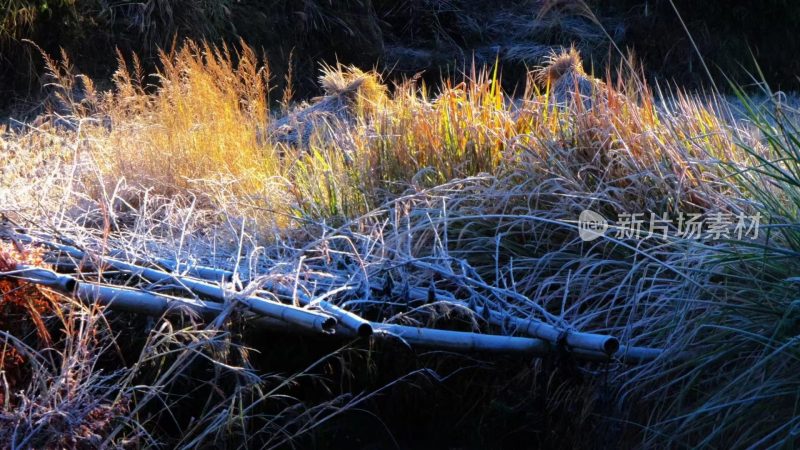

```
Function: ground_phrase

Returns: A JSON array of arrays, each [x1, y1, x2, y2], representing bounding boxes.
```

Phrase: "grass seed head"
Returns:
[[534, 46, 585, 87]]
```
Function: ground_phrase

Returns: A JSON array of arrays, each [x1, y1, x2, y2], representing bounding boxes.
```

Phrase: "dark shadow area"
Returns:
[[3, 1, 799, 116]]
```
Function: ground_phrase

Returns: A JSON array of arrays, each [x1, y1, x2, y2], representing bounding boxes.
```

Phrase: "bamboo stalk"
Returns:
[[372, 323, 552, 354], [4, 265, 78, 292], [0, 266, 662, 363], [315, 299, 373, 336], [75, 283, 300, 332], [8, 265, 314, 332], [350, 323, 662, 362], [256, 282, 373, 337], [0, 233, 661, 362], [99, 259, 337, 333], [8, 230, 233, 281], [7, 232, 342, 334], [7, 264, 336, 334], [77, 282, 220, 317], [6, 230, 366, 336], [480, 306, 619, 355], [155, 260, 234, 282], [103, 258, 337, 333], [402, 284, 619, 355]]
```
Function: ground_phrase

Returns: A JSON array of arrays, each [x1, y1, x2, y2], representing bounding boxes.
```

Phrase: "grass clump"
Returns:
[[636, 89, 800, 448], [96, 41, 274, 195], [3, 38, 800, 448]]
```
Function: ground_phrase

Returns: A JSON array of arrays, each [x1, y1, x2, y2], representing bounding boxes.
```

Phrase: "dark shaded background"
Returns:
[[1, 0, 798, 115]]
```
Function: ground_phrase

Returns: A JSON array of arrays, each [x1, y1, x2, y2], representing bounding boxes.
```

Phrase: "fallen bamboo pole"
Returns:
[[473, 305, 619, 355], [402, 264, 622, 355], [95, 258, 338, 334], [78, 282, 221, 317], [5, 230, 233, 282], [0, 232, 661, 361], [0, 266, 662, 362], [43, 252, 373, 337], [78, 282, 308, 333], [9, 230, 372, 337], [7, 265, 336, 334], [0, 265, 212, 317], [255, 282, 373, 337], [314, 299, 373, 337], [105, 250, 234, 283], [74, 283, 300, 332], [6, 231, 348, 335], [346, 322, 661, 362], [372, 323, 551, 354], [7, 231, 611, 348], [74, 282, 318, 334]]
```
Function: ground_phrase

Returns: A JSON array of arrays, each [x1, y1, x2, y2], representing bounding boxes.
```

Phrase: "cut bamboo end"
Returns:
[[317, 302, 373, 337], [603, 337, 621, 356], [243, 296, 338, 334], [319, 316, 338, 334], [11, 265, 77, 292], [356, 322, 374, 337], [482, 307, 621, 355]]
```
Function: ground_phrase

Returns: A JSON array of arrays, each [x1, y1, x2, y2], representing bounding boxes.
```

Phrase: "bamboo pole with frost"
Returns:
[[0, 266, 662, 362], [7, 232, 361, 334], [6, 265, 336, 334], [1, 232, 662, 362]]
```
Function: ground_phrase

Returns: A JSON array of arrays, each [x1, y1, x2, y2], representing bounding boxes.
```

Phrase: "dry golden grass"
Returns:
[[534, 46, 586, 87], [25, 39, 745, 224], [4, 39, 799, 448], [97, 41, 275, 195]]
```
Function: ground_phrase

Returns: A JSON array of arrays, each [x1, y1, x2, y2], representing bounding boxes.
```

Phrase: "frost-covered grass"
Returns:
[[2, 41, 799, 448]]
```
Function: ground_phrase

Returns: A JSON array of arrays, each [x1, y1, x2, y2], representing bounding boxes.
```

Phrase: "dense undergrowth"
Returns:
[[2, 39, 800, 448]]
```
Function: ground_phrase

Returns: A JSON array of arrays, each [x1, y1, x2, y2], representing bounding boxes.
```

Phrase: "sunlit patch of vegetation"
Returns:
[[2, 40, 800, 448]]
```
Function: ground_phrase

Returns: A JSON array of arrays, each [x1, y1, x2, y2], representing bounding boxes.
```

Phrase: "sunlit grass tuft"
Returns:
[[97, 41, 275, 195]]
